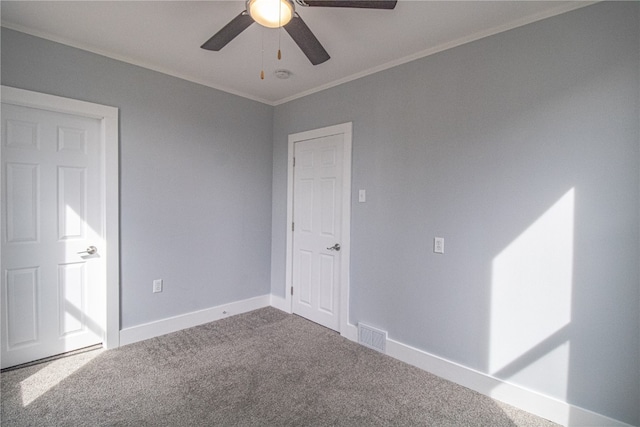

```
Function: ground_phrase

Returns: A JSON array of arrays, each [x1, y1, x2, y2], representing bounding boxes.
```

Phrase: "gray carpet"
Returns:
[[1, 307, 559, 426]]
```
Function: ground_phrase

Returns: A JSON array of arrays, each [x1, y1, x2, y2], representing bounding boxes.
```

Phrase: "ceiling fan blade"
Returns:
[[284, 13, 330, 65], [297, 0, 397, 9], [201, 12, 254, 51]]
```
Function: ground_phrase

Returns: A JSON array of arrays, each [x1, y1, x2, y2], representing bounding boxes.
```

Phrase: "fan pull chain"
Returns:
[[277, 0, 283, 60], [260, 27, 265, 80]]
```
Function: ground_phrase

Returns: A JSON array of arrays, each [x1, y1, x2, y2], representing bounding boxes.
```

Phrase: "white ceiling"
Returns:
[[1, 1, 593, 105]]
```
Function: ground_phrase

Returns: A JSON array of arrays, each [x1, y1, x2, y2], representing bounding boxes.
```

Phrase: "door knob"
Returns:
[[78, 246, 97, 255], [327, 243, 341, 251]]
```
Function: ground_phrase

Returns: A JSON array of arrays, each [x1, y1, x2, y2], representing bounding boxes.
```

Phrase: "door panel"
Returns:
[[1, 103, 103, 368], [320, 178, 336, 235], [298, 250, 313, 306], [6, 119, 39, 150], [292, 134, 343, 331], [58, 262, 86, 336], [318, 254, 335, 313], [58, 166, 87, 240], [6, 267, 39, 348], [6, 163, 39, 243]]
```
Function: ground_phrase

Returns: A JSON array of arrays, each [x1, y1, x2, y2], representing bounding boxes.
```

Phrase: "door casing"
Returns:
[[285, 122, 355, 340], [0, 85, 120, 350]]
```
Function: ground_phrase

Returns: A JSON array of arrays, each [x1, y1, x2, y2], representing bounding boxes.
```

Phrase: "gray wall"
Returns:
[[2, 2, 639, 425], [1, 28, 274, 329], [271, 2, 639, 424]]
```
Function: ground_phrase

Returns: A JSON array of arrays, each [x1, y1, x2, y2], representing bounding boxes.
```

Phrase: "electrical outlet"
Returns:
[[434, 237, 444, 254], [153, 279, 163, 293]]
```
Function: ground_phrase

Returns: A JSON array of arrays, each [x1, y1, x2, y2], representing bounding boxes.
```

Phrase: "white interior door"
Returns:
[[1, 102, 104, 368], [292, 134, 344, 331]]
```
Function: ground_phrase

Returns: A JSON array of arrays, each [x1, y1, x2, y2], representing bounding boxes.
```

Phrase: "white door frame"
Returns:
[[1, 85, 120, 349], [285, 122, 356, 341]]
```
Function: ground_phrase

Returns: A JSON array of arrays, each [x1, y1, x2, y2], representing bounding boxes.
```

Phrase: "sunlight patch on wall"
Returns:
[[490, 188, 574, 399]]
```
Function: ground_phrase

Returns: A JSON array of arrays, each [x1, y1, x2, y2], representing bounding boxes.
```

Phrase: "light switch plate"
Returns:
[[359, 189, 366, 203], [434, 237, 444, 254]]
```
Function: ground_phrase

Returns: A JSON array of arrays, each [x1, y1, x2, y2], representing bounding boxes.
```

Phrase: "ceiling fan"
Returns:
[[201, 0, 398, 66]]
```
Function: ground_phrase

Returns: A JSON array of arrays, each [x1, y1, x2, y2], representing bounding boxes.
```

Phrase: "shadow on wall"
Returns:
[[487, 178, 638, 425], [479, 46, 639, 426], [489, 188, 574, 420], [348, 5, 639, 424]]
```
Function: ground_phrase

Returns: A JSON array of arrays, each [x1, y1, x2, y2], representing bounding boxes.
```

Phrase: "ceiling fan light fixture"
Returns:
[[248, 0, 294, 28]]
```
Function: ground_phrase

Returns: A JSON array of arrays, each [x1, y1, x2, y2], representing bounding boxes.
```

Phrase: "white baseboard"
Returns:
[[119, 294, 270, 346], [269, 294, 288, 312], [385, 338, 633, 427], [119, 294, 632, 427], [342, 322, 358, 342]]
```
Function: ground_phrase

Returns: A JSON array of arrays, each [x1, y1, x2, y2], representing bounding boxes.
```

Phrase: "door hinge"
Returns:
[[293, 157, 296, 167], [291, 286, 294, 296], [292, 222, 294, 232]]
